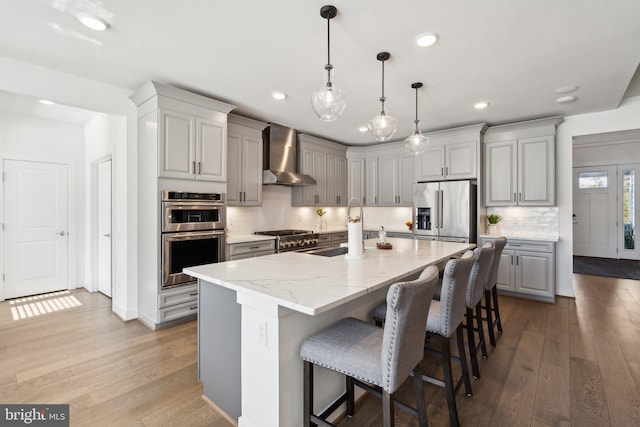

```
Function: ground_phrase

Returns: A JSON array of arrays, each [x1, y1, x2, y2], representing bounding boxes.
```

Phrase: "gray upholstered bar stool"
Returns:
[[463, 242, 495, 380], [372, 252, 476, 427], [299, 266, 439, 427], [483, 237, 508, 346]]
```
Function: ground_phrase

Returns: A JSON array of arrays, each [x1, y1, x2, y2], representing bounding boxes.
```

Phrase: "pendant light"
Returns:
[[368, 52, 398, 141], [310, 5, 346, 121], [405, 82, 429, 155]]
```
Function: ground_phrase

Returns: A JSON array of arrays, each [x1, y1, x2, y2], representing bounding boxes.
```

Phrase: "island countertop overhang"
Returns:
[[185, 238, 474, 316]]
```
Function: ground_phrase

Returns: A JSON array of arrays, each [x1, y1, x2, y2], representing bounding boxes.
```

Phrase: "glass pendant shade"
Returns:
[[311, 77, 347, 122], [405, 125, 429, 155], [368, 112, 398, 141]]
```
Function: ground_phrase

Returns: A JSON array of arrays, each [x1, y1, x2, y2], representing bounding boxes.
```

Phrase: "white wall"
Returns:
[[0, 56, 138, 320], [0, 110, 85, 290], [84, 113, 126, 292], [557, 95, 640, 297]]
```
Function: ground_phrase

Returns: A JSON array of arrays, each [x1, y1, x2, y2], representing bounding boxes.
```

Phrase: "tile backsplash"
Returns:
[[227, 186, 413, 234], [484, 206, 558, 238]]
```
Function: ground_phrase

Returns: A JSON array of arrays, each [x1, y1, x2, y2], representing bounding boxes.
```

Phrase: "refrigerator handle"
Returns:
[[439, 190, 444, 229], [433, 191, 440, 229]]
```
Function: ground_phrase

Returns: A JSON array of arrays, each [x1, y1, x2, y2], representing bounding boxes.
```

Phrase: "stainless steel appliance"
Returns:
[[262, 123, 316, 186], [161, 191, 226, 288], [413, 180, 477, 243], [254, 229, 319, 252]]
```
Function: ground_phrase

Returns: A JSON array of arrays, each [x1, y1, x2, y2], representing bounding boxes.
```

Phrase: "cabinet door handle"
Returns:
[[192, 161, 196, 174], [197, 162, 201, 175], [519, 192, 522, 202], [446, 166, 449, 176], [516, 255, 519, 266], [363, 196, 366, 205], [511, 255, 514, 265], [243, 192, 246, 202], [513, 192, 517, 203], [239, 191, 242, 202], [441, 167, 444, 176]]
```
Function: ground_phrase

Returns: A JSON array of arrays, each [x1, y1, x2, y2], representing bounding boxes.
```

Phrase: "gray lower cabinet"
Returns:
[[158, 283, 198, 323], [480, 237, 556, 302], [318, 231, 349, 249], [226, 239, 276, 261]]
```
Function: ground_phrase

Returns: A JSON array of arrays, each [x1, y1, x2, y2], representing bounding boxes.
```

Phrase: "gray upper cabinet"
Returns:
[[415, 124, 487, 182], [484, 117, 562, 207], [292, 134, 348, 207], [227, 115, 267, 207]]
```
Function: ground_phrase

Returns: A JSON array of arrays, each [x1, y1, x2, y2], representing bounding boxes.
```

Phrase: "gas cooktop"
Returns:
[[254, 230, 319, 252], [254, 229, 313, 236]]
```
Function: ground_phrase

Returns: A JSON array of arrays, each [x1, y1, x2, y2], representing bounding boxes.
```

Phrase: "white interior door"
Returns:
[[573, 165, 617, 258], [97, 159, 112, 297], [4, 160, 69, 299]]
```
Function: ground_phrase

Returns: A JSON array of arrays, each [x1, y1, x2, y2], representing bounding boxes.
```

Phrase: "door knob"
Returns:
[[57, 231, 67, 236], [102, 233, 111, 237]]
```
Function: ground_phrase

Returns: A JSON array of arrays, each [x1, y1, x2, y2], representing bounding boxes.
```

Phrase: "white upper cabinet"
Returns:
[[347, 156, 365, 205], [227, 115, 267, 206], [415, 124, 486, 182], [484, 117, 562, 206], [292, 135, 347, 207], [131, 81, 235, 184]]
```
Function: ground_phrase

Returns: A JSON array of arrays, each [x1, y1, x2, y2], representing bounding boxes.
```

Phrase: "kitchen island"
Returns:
[[185, 238, 474, 427]]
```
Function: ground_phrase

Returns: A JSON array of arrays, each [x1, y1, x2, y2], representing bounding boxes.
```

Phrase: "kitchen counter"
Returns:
[[479, 233, 559, 242], [186, 238, 474, 426]]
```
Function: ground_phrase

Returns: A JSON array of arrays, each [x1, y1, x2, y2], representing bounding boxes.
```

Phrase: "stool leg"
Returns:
[[346, 375, 354, 417], [492, 285, 503, 333], [412, 365, 429, 427], [466, 307, 480, 379], [456, 324, 473, 397], [441, 335, 459, 427], [382, 390, 395, 427], [304, 361, 313, 427], [485, 289, 497, 346], [476, 302, 488, 359]]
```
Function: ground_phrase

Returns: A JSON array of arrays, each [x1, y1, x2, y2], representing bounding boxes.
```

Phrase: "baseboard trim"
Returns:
[[202, 394, 237, 426]]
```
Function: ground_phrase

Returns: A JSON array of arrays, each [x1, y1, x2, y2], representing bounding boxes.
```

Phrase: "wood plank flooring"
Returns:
[[1, 273, 639, 426]]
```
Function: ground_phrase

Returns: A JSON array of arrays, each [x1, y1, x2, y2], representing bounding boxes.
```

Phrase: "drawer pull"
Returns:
[[190, 292, 198, 296], [190, 306, 198, 310], [249, 246, 260, 249]]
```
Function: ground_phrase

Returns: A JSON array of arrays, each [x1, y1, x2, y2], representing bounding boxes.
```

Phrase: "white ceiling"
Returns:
[[1, 0, 639, 144]]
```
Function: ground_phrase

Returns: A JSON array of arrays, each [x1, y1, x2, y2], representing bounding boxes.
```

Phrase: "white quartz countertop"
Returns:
[[185, 238, 473, 316], [479, 233, 559, 242], [225, 234, 277, 245]]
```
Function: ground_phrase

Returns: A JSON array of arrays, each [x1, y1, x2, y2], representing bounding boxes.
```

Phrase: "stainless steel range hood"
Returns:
[[262, 123, 316, 185]]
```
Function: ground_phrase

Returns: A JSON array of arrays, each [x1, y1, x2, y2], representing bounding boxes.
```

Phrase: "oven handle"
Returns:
[[163, 230, 226, 242]]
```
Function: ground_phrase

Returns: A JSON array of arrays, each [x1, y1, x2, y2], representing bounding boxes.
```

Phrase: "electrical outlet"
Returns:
[[257, 321, 268, 346]]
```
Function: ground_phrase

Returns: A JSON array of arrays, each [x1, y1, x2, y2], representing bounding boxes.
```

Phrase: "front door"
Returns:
[[97, 159, 112, 297], [4, 159, 69, 299], [573, 165, 617, 258]]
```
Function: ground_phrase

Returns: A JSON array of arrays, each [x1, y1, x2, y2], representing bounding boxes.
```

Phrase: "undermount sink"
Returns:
[[307, 246, 349, 257]]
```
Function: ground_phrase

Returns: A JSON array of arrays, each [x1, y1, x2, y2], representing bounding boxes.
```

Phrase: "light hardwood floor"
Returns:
[[1, 274, 639, 426]]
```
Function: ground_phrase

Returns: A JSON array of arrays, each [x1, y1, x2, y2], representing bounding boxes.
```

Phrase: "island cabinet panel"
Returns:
[[292, 134, 347, 207], [483, 117, 562, 206], [226, 115, 267, 206]]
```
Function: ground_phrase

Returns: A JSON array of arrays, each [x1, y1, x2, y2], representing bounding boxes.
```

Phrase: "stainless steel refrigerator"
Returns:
[[412, 180, 477, 243]]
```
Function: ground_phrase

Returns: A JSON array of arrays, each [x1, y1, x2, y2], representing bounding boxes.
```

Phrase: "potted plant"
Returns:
[[486, 214, 502, 234]]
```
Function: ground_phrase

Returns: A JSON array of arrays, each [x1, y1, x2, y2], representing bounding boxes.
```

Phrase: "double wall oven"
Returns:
[[161, 191, 226, 289]]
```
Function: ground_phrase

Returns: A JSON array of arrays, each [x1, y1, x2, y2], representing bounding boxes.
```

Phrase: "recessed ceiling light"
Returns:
[[358, 126, 368, 132], [473, 101, 489, 110], [556, 95, 577, 104], [415, 32, 439, 47], [39, 99, 55, 105], [77, 14, 110, 31], [555, 85, 579, 94], [271, 91, 287, 100]]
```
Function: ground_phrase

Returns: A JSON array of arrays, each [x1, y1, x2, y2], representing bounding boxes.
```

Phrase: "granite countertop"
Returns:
[[185, 238, 473, 316], [225, 234, 277, 245], [479, 233, 559, 242]]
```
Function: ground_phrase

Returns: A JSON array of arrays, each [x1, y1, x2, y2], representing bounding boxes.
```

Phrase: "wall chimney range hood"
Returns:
[[262, 123, 316, 185]]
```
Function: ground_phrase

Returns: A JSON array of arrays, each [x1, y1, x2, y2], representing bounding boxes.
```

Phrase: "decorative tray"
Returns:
[[376, 242, 393, 250]]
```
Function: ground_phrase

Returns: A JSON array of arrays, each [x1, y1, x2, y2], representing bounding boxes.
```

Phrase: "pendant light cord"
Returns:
[[414, 86, 419, 126], [380, 60, 386, 113], [325, 17, 333, 85]]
